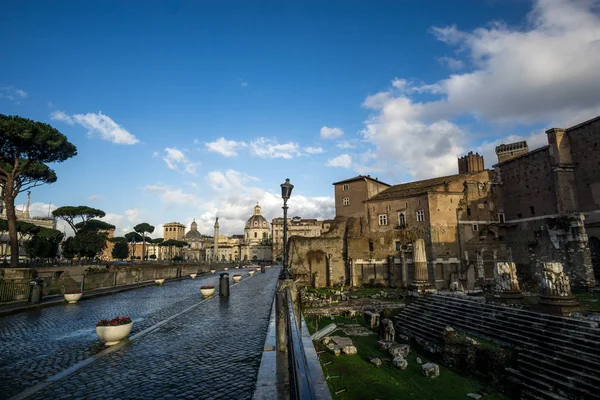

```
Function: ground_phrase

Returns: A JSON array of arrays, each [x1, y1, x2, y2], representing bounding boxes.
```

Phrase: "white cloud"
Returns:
[[326, 154, 352, 168], [88, 194, 105, 201], [320, 126, 344, 140], [152, 152, 159, 158], [360, 0, 600, 180], [144, 184, 202, 206], [438, 56, 464, 70], [336, 140, 358, 149], [205, 137, 248, 157], [0, 86, 27, 102], [305, 146, 324, 154], [241, 81, 248, 87], [205, 169, 260, 192], [50, 111, 74, 125], [51, 111, 139, 144], [124, 208, 142, 223], [249, 137, 302, 159], [162, 147, 200, 175]]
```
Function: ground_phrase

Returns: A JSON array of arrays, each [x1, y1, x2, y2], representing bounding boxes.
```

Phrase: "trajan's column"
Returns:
[[213, 217, 219, 262]]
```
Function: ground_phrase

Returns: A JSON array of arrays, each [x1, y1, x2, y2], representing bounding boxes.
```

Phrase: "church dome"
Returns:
[[245, 203, 269, 229], [185, 220, 203, 239]]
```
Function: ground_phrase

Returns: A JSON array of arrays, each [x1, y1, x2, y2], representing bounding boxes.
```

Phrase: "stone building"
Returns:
[[271, 217, 333, 261], [333, 175, 391, 217], [163, 222, 186, 241], [182, 220, 205, 261], [204, 204, 273, 262], [288, 115, 600, 290], [493, 116, 600, 287]]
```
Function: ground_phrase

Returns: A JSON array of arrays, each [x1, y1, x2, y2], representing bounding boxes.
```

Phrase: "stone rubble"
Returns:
[[392, 355, 408, 370], [421, 362, 440, 378]]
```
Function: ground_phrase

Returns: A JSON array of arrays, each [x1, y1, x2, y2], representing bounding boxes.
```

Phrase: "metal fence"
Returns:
[[0, 280, 31, 302], [284, 287, 318, 400]]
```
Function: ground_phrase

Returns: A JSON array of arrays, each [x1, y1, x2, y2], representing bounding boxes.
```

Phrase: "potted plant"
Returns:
[[200, 285, 215, 297], [190, 273, 197, 279], [155, 278, 165, 285], [64, 289, 83, 304], [95, 316, 133, 346], [248, 269, 255, 277], [232, 274, 242, 283]]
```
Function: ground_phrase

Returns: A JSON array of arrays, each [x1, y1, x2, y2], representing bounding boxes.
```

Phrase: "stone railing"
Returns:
[[0, 264, 207, 303]]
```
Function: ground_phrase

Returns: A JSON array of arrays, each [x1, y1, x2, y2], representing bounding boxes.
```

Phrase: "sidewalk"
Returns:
[[0, 275, 198, 318]]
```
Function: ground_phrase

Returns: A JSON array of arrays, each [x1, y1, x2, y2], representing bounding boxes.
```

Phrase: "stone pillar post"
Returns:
[[410, 239, 434, 293], [538, 262, 580, 316], [492, 262, 523, 303], [413, 239, 429, 282]]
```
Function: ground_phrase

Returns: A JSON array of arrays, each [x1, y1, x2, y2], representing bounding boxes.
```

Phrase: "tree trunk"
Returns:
[[3, 182, 19, 268], [142, 236, 145, 264]]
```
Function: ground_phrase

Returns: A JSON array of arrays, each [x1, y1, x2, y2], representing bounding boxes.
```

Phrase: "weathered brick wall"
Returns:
[[496, 147, 557, 220]]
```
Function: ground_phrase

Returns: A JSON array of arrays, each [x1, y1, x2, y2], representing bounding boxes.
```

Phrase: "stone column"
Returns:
[[538, 262, 580, 316], [492, 262, 523, 302], [410, 239, 434, 293]]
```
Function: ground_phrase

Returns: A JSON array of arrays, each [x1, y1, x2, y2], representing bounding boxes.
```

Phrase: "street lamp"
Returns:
[[280, 178, 294, 280]]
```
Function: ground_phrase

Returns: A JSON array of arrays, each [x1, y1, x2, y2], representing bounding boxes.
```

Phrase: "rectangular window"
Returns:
[[498, 213, 505, 223], [342, 184, 349, 191], [473, 224, 479, 232], [343, 197, 349, 206], [395, 241, 401, 251], [467, 207, 471, 217], [416, 210, 425, 222], [530, 205, 535, 216], [368, 240, 374, 252], [378, 214, 388, 226], [398, 212, 406, 228]]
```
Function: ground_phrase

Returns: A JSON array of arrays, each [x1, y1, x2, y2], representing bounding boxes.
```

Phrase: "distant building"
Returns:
[[271, 217, 333, 261], [163, 222, 186, 241]]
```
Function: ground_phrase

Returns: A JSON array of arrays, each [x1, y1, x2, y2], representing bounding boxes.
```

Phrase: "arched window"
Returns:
[[254, 232, 257, 238]]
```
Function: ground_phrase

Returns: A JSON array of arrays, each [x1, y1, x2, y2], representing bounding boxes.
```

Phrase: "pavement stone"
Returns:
[[2, 268, 278, 400]]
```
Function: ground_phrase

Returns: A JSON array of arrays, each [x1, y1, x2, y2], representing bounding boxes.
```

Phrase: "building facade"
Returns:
[[288, 116, 600, 290], [271, 217, 333, 261]]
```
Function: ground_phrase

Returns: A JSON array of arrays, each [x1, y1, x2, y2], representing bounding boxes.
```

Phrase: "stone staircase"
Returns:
[[395, 294, 600, 400]]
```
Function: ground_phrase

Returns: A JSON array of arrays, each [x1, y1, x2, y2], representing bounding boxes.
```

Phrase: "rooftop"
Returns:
[[332, 175, 391, 186], [495, 141, 528, 153], [368, 172, 485, 202]]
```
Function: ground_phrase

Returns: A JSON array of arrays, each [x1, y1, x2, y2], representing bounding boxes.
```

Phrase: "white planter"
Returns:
[[190, 273, 197, 279], [210, 269, 216, 274], [155, 279, 165, 285], [224, 267, 229, 271], [248, 270, 255, 276], [232, 275, 241, 283], [96, 322, 133, 346], [64, 293, 83, 304], [200, 287, 215, 297]]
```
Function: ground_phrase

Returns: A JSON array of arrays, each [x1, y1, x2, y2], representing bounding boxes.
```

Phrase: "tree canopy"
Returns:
[[26, 227, 63, 259], [52, 206, 106, 233], [75, 219, 115, 232], [0, 115, 77, 266], [111, 240, 129, 260]]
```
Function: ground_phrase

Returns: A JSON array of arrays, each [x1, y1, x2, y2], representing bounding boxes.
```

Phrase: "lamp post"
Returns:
[[280, 178, 294, 280]]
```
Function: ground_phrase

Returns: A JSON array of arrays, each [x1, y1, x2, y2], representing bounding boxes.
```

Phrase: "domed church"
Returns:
[[245, 204, 270, 245], [241, 203, 272, 262]]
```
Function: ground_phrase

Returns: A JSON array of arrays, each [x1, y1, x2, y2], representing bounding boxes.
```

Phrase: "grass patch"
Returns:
[[307, 316, 509, 400]]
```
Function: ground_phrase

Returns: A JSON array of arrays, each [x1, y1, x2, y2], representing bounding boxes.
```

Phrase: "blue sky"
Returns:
[[2, 0, 600, 237]]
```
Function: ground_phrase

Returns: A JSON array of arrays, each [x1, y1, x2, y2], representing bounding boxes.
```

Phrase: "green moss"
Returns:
[[307, 316, 509, 400]]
